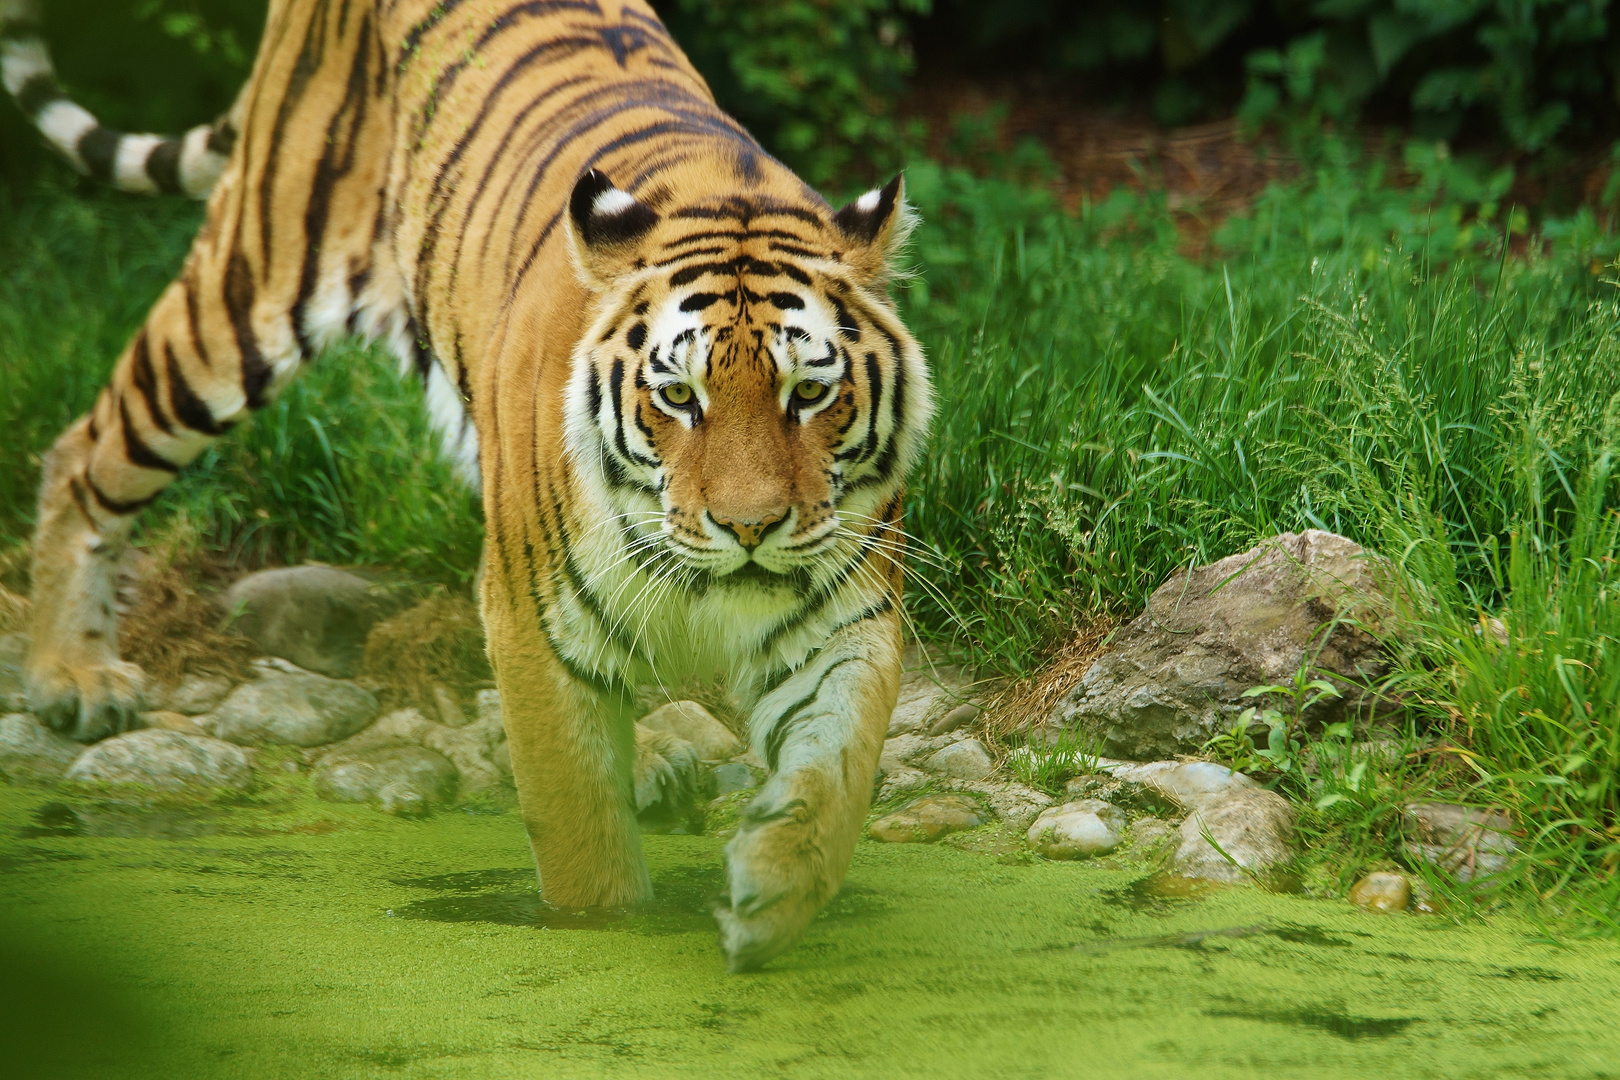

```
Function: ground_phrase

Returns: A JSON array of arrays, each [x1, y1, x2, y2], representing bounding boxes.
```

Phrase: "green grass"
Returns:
[[6, 133, 1620, 927]]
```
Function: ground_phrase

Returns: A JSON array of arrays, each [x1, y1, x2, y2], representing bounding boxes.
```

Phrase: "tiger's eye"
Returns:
[[793, 381, 829, 404], [661, 383, 693, 406]]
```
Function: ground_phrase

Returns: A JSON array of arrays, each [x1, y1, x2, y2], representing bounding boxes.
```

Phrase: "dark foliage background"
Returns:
[[6, 1, 1620, 194]]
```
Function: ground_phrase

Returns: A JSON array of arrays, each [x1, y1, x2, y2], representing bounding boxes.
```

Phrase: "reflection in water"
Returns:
[[389, 865, 727, 935]]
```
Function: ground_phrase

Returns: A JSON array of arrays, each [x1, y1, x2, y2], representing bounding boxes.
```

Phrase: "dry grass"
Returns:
[[359, 589, 492, 715], [118, 555, 258, 688], [977, 617, 1117, 757]]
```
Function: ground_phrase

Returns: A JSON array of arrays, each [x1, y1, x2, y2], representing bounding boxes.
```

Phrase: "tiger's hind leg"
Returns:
[[26, 0, 389, 740]]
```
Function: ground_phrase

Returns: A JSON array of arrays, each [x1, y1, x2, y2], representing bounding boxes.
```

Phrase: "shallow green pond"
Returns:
[[2, 778, 1617, 1080]]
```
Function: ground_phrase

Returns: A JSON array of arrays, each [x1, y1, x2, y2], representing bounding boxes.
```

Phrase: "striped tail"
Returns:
[[0, 0, 232, 198]]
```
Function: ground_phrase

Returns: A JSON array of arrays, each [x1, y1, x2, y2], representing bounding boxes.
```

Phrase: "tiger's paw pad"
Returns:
[[26, 658, 146, 743], [632, 724, 701, 829]]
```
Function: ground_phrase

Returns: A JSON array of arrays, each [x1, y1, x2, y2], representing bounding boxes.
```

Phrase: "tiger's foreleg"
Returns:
[[716, 613, 901, 972]]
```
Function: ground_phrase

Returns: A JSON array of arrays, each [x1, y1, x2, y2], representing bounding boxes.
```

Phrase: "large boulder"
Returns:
[[1027, 800, 1127, 859], [210, 661, 378, 747], [65, 729, 255, 797], [1048, 531, 1390, 759], [868, 795, 986, 843], [221, 565, 409, 678], [0, 713, 84, 780], [639, 701, 740, 760]]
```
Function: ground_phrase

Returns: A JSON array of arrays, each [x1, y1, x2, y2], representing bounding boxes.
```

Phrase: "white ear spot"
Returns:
[[855, 189, 881, 213], [592, 187, 637, 216]]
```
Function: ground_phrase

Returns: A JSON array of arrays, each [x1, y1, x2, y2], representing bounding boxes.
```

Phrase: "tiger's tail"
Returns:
[[0, 0, 233, 197]]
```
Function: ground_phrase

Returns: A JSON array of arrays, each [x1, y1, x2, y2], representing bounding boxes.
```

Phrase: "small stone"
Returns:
[[0, 634, 31, 713], [922, 738, 994, 780], [153, 674, 235, 716], [713, 760, 758, 796], [311, 745, 457, 810], [377, 780, 429, 818], [639, 701, 740, 760], [1349, 872, 1411, 913], [1169, 788, 1295, 883], [868, 794, 986, 842], [211, 665, 378, 747], [0, 713, 84, 780], [888, 649, 974, 735], [1128, 816, 1178, 854], [475, 689, 502, 726], [421, 710, 506, 793], [493, 740, 512, 780], [928, 703, 980, 737], [65, 729, 254, 796], [875, 766, 929, 803], [432, 684, 468, 728], [140, 710, 210, 737], [878, 733, 927, 775], [969, 780, 1054, 829], [1401, 803, 1517, 882], [1026, 799, 1128, 859], [221, 565, 409, 678]]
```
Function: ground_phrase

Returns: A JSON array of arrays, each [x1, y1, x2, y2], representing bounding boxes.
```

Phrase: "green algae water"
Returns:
[[3, 779, 1619, 1080]]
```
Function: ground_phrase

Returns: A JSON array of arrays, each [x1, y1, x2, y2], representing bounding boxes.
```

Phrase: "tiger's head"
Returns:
[[563, 169, 932, 592]]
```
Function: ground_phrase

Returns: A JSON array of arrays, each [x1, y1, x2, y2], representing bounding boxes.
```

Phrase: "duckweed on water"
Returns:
[[3, 779, 1620, 1079]]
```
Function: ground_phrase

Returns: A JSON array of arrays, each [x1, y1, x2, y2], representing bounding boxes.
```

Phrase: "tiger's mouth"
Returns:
[[707, 560, 810, 589]]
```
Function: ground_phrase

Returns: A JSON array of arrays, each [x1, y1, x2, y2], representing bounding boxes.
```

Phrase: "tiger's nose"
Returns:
[[711, 509, 787, 551]]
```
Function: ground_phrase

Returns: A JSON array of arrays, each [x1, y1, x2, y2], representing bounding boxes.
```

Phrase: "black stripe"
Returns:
[[608, 359, 659, 469], [76, 127, 120, 182], [679, 292, 725, 312], [14, 72, 65, 118], [165, 343, 225, 435], [183, 278, 211, 369], [767, 292, 804, 310], [625, 322, 647, 351], [831, 296, 860, 341], [67, 476, 97, 526], [224, 250, 273, 408], [85, 472, 155, 516], [261, 0, 333, 263], [206, 121, 236, 156], [765, 657, 860, 770], [759, 539, 881, 655], [144, 139, 183, 194], [127, 333, 171, 434], [119, 399, 179, 473]]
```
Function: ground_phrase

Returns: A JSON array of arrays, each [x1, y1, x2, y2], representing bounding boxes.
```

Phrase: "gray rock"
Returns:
[[212, 665, 378, 747], [922, 738, 995, 780], [1128, 816, 1178, 854], [221, 565, 409, 678], [475, 688, 502, 726], [153, 674, 235, 716], [65, 729, 254, 796], [1110, 760, 1259, 809], [493, 740, 512, 780], [713, 760, 759, 796], [1027, 799, 1128, 858], [0, 633, 28, 713], [888, 646, 977, 736], [875, 766, 929, 803], [972, 781, 1054, 829], [0, 713, 84, 780], [1402, 803, 1517, 882], [640, 700, 740, 760], [1064, 774, 1177, 816], [315, 705, 505, 793], [928, 703, 980, 737], [1168, 788, 1295, 883], [1048, 531, 1390, 759], [311, 745, 457, 813], [868, 794, 986, 842]]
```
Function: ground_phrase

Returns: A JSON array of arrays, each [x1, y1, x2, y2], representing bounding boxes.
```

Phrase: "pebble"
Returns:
[[712, 760, 758, 796], [1349, 871, 1411, 913], [1401, 803, 1518, 882], [928, 703, 980, 737], [922, 738, 994, 781], [65, 729, 255, 796], [1026, 799, 1127, 859], [868, 794, 986, 842], [875, 766, 929, 803], [311, 745, 458, 814], [0, 713, 84, 780], [211, 664, 378, 747], [640, 700, 740, 760], [1168, 788, 1295, 883]]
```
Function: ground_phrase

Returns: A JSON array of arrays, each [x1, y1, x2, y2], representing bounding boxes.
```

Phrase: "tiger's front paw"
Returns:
[[632, 723, 701, 827], [27, 656, 146, 743], [713, 799, 828, 972]]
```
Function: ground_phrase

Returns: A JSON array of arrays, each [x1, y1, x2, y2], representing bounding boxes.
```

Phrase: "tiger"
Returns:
[[1, 0, 932, 970]]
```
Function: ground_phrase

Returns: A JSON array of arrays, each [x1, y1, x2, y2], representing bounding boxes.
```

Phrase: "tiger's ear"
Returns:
[[831, 174, 915, 284], [568, 170, 659, 288]]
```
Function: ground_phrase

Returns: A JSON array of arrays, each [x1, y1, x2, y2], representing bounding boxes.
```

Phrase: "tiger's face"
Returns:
[[564, 171, 931, 591]]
